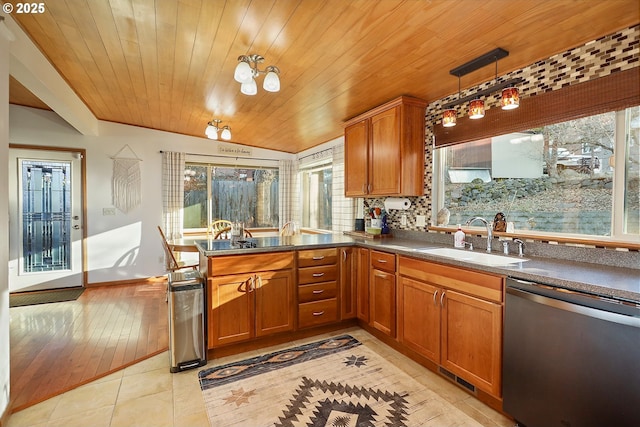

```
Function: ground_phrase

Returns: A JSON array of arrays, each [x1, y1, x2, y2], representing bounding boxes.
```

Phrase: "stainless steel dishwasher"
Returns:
[[503, 277, 640, 427]]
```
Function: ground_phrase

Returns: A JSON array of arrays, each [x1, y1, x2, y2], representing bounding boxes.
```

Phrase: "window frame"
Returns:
[[432, 106, 639, 244], [183, 159, 281, 234]]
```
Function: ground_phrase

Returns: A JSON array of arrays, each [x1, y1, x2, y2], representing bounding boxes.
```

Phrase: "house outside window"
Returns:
[[434, 106, 639, 239], [183, 163, 279, 231]]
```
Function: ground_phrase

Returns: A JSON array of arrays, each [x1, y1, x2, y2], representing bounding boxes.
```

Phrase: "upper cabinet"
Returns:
[[344, 96, 427, 197]]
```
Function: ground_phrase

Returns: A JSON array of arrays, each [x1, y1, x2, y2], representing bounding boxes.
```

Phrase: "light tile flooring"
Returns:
[[7, 327, 513, 427]]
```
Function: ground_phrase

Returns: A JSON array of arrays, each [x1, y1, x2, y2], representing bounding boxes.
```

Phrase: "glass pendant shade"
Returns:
[[468, 99, 485, 119], [442, 109, 457, 127], [234, 61, 253, 83], [501, 86, 520, 110], [241, 78, 258, 95], [263, 70, 280, 92], [205, 124, 218, 140], [220, 126, 232, 140]]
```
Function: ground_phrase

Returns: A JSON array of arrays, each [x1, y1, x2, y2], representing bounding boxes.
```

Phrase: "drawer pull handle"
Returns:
[[312, 311, 325, 316], [312, 256, 325, 260], [377, 259, 387, 263], [440, 290, 446, 308], [312, 289, 324, 294], [312, 273, 325, 277], [433, 290, 439, 306]]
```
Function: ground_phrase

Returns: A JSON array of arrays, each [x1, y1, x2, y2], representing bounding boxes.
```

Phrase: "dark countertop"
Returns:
[[195, 234, 640, 304]]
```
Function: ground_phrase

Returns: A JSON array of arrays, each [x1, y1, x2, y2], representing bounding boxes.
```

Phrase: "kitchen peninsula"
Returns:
[[196, 233, 640, 411]]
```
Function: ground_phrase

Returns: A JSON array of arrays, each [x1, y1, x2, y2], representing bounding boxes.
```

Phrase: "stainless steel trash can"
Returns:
[[167, 270, 206, 373]]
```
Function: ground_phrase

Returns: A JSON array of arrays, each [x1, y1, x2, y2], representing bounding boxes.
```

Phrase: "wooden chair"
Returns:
[[214, 227, 253, 239], [280, 221, 299, 236], [207, 220, 232, 237], [157, 226, 199, 272]]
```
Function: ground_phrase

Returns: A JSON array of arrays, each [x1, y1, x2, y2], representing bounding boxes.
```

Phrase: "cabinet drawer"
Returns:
[[298, 299, 339, 328], [298, 265, 338, 284], [297, 248, 338, 267], [371, 250, 396, 272], [299, 281, 337, 303], [209, 252, 294, 276]]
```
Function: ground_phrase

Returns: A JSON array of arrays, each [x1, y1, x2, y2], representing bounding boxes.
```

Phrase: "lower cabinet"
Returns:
[[397, 255, 503, 397], [340, 247, 357, 320], [369, 250, 396, 337], [355, 247, 370, 322], [207, 252, 295, 348]]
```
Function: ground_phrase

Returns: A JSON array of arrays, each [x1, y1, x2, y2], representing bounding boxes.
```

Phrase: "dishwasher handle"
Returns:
[[507, 279, 640, 328]]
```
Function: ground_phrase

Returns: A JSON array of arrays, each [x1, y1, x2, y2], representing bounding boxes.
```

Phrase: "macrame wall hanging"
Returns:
[[111, 145, 142, 213]]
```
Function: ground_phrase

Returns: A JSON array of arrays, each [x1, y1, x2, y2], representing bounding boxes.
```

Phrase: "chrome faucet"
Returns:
[[465, 216, 493, 252], [514, 238, 525, 257]]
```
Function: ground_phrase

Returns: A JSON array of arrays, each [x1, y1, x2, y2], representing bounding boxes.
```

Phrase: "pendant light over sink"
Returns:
[[441, 48, 522, 127]]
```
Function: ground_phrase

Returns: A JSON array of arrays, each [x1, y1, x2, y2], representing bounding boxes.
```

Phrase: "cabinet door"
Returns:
[[356, 248, 370, 322], [370, 106, 401, 195], [370, 268, 396, 337], [208, 274, 254, 347], [255, 270, 295, 337], [441, 290, 502, 397], [398, 276, 440, 363], [340, 247, 357, 319], [345, 120, 369, 196]]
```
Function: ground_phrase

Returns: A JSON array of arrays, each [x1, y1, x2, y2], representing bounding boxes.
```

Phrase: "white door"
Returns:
[[8, 148, 84, 292]]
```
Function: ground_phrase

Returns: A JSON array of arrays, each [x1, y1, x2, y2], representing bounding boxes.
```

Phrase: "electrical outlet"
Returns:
[[416, 215, 426, 227], [401, 214, 407, 226], [103, 208, 116, 216]]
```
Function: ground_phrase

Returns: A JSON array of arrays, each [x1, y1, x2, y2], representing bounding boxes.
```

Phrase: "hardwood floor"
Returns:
[[9, 282, 168, 413]]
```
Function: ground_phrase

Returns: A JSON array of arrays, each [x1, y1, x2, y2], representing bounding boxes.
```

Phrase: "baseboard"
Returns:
[[86, 276, 167, 288]]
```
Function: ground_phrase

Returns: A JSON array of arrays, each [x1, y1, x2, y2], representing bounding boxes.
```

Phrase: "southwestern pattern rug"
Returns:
[[198, 335, 483, 427]]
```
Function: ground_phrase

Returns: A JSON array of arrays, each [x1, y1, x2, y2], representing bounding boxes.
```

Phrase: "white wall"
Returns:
[[9, 105, 294, 286], [1, 24, 12, 421]]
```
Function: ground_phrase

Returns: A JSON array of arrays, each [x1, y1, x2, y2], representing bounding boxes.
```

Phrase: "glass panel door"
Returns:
[[9, 148, 83, 292]]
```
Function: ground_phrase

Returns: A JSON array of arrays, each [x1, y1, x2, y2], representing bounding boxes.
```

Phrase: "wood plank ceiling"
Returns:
[[8, 0, 640, 153]]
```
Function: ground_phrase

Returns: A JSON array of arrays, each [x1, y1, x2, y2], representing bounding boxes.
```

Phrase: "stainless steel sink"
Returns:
[[413, 247, 529, 266]]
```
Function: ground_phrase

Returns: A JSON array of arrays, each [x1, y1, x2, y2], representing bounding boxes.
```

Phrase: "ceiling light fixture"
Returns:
[[234, 54, 280, 95], [442, 48, 523, 126], [205, 119, 232, 140]]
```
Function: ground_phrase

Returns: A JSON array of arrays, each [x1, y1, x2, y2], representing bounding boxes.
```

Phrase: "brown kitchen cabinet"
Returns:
[[369, 250, 396, 338], [297, 248, 339, 328], [207, 252, 295, 348], [397, 256, 503, 397], [340, 247, 357, 320], [344, 96, 427, 197], [355, 247, 370, 322]]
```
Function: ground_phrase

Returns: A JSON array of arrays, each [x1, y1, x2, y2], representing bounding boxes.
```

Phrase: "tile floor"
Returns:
[[6, 327, 513, 427]]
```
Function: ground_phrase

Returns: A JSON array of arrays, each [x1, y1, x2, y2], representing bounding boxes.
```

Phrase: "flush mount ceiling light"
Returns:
[[442, 48, 523, 126], [234, 54, 281, 95], [205, 119, 232, 140]]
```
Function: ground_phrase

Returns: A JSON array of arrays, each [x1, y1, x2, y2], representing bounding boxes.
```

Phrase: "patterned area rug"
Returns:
[[9, 287, 85, 307], [198, 335, 483, 427]]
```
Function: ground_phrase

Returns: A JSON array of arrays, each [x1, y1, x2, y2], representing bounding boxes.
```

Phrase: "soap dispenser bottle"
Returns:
[[454, 224, 465, 248]]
